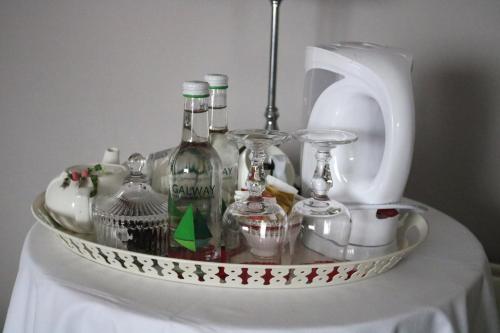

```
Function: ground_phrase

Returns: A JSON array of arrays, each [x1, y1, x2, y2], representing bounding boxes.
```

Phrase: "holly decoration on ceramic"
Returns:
[[61, 164, 103, 197]]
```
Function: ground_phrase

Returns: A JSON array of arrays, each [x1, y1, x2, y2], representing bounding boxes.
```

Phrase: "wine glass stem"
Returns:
[[247, 149, 267, 199], [311, 150, 332, 200]]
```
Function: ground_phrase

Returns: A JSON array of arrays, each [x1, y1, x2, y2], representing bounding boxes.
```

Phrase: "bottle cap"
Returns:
[[183, 81, 209, 98], [204, 74, 228, 89]]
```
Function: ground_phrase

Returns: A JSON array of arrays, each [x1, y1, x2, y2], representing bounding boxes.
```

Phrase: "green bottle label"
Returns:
[[173, 204, 212, 252]]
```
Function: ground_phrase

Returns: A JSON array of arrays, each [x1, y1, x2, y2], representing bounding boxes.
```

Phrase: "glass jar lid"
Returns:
[[93, 153, 169, 221]]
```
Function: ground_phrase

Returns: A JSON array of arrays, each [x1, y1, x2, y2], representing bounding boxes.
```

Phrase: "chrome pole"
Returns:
[[265, 0, 281, 130]]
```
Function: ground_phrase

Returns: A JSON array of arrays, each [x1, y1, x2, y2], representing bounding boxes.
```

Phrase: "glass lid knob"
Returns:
[[124, 153, 148, 183], [127, 153, 146, 176]]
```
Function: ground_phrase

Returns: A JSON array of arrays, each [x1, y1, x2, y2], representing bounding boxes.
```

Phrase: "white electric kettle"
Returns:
[[301, 42, 415, 204]]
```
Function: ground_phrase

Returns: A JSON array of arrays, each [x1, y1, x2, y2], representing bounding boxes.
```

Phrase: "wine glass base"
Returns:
[[298, 198, 345, 217], [291, 198, 351, 262]]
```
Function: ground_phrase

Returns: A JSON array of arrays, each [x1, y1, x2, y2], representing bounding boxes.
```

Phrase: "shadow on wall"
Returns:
[[407, 62, 500, 262]]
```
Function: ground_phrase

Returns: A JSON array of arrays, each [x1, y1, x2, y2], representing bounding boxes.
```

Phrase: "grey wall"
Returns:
[[1, 0, 499, 326]]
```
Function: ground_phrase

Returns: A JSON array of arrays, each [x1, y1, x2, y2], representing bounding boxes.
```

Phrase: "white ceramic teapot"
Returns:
[[45, 148, 127, 233]]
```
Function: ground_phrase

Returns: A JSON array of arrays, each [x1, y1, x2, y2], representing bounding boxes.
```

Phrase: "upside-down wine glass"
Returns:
[[222, 129, 291, 264], [291, 129, 358, 262]]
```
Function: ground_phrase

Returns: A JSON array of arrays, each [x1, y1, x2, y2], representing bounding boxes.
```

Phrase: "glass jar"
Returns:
[[93, 153, 169, 256]]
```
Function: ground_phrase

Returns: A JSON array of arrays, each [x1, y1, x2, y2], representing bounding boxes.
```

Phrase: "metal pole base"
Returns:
[[265, 106, 279, 130]]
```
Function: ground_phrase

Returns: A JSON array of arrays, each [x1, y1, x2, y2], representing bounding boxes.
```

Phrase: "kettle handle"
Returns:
[[326, 78, 414, 203], [366, 76, 415, 203]]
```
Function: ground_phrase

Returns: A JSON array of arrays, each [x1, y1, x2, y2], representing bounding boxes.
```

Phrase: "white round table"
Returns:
[[4, 203, 499, 333]]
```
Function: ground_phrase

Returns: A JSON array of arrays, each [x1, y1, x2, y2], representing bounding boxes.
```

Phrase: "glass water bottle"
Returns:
[[206, 74, 239, 214], [167, 81, 222, 261]]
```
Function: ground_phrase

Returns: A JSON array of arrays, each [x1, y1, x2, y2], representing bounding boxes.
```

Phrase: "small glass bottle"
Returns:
[[167, 81, 222, 261], [205, 74, 239, 214]]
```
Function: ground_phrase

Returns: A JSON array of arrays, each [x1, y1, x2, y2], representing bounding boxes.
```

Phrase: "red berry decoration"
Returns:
[[81, 168, 89, 178], [376, 208, 399, 219], [71, 170, 81, 181]]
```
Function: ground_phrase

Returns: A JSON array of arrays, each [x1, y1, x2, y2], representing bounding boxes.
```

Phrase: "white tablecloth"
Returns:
[[4, 203, 499, 333]]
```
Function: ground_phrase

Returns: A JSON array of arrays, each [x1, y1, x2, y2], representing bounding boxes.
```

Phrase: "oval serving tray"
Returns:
[[32, 192, 428, 289]]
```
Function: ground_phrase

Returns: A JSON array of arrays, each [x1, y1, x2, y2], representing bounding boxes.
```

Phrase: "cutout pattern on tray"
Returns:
[[32, 193, 426, 289]]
